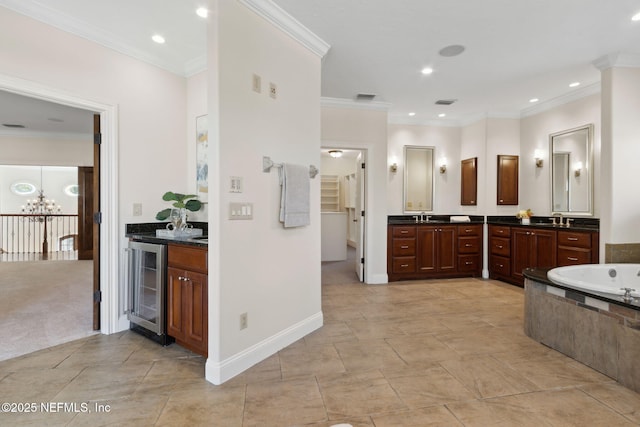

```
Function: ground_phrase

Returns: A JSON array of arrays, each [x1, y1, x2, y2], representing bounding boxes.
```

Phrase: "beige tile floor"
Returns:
[[2, 260, 640, 425]]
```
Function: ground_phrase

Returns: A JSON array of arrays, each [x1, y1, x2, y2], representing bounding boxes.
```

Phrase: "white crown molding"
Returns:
[[321, 97, 391, 111], [388, 116, 462, 127], [593, 52, 640, 70], [0, 0, 192, 76], [184, 54, 207, 77], [239, 0, 330, 58], [521, 82, 601, 118]]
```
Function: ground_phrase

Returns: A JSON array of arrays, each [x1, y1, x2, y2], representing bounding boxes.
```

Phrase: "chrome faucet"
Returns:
[[551, 212, 563, 226], [419, 212, 431, 223]]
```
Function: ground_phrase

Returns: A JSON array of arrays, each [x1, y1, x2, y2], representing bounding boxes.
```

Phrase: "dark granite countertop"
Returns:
[[487, 216, 599, 232], [524, 267, 639, 310], [126, 222, 208, 248], [388, 215, 484, 225]]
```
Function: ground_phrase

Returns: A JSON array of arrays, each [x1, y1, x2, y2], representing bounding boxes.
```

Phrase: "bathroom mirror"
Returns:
[[404, 146, 434, 212], [550, 124, 593, 215]]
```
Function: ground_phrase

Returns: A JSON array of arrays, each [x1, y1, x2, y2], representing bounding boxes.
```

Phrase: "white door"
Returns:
[[355, 152, 366, 281]]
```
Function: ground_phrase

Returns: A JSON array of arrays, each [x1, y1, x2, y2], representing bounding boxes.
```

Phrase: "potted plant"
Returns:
[[156, 191, 202, 229]]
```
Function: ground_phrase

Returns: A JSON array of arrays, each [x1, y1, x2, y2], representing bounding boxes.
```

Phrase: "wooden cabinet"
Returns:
[[489, 224, 599, 286], [388, 223, 482, 281], [416, 225, 457, 273], [497, 155, 518, 205], [461, 157, 477, 206], [167, 244, 208, 357], [557, 230, 599, 266], [511, 228, 556, 285]]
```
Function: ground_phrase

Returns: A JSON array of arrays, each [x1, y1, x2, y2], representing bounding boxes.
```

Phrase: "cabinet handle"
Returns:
[[567, 237, 578, 241], [400, 230, 408, 234], [465, 261, 473, 265], [465, 244, 472, 247], [497, 245, 503, 249], [400, 245, 409, 249], [400, 264, 409, 268], [499, 199, 504, 202], [497, 264, 504, 268], [498, 230, 504, 234], [465, 229, 472, 233], [568, 257, 578, 261]]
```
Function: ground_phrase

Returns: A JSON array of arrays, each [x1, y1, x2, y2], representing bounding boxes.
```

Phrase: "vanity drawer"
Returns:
[[490, 255, 511, 276], [557, 247, 592, 266], [392, 257, 416, 273], [490, 225, 510, 238], [458, 255, 481, 272], [557, 231, 591, 249], [392, 226, 416, 238], [168, 244, 208, 273], [392, 238, 415, 256], [458, 236, 480, 254], [459, 224, 481, 236], [490, 237, 510, 257]]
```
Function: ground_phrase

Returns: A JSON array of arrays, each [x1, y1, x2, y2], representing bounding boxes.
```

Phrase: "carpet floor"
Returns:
[[0, 260, 96, 361]]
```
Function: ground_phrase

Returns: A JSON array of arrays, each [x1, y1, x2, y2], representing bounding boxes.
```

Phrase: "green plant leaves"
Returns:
[[156, 208, 172, 221]]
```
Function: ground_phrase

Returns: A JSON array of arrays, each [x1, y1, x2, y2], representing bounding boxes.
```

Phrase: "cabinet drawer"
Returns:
[[557, 231, 591, 249], [392, 238, 415, 256], [168, 244, 208, 273], [459, 225, 481, 236], [490, 237, 510, 257], [392, 257, 416, 273], [491, 225, 510, 237], [458, 255, 481, 272], [557, 247, 592, 266], [490, 255, 511, 276], [392, 226, 416, 238], [458, 236, 480, 254]]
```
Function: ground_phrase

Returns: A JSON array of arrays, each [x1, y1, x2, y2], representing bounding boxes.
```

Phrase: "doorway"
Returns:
[[320, 148, 366, 284]]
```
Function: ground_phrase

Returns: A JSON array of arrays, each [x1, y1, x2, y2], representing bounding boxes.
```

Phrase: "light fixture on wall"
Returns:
[[534, 149, 544, 168], [390, 163, 398, 173], [328, 150, 343, 158], [440, 157, 447, 174], [575, 161, 583, 177]]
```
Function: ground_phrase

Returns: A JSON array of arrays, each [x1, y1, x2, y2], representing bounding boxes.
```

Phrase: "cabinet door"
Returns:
[[167, 267, 184, 338], [532, 229, 557, 269], [497, 155, 519, 205], [438, 226, 457, 272], [461, 157, 478, 205], [184, 270, 208, 355], [511, 228, 531, 282], [416, 226, 437, 272]]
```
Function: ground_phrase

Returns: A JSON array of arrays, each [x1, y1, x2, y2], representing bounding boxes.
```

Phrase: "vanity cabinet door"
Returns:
[[511, 228, 556, 285], [416, 225, 456, 273], [497, 155, 518, 205], [461, 157, 478, 205]]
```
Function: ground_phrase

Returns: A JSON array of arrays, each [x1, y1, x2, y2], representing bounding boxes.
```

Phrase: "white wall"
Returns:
[[0, 135, 92, 166], [321, 105, 388, 284], [186, 71, 208, 222], [206, 0, 323, 384], [520, 95, 599, 217]]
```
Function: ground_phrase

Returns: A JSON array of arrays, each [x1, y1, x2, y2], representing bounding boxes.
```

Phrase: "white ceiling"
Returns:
[[1, 0, 640, 133]]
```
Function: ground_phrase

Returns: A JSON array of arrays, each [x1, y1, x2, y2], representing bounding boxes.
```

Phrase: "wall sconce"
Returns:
[[574, 161, 583, 177], [328, 150, 343, 158], [440, 157, 447, 174], [390, 163, 398, 173], [534, 149, 543, 168]]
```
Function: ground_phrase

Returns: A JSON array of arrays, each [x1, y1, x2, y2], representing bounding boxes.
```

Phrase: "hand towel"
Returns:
[[279, 163, 310, 228]]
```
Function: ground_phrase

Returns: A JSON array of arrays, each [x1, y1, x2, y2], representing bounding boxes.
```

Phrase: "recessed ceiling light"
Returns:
[[2, 123, 25, 128], [632, 12, 640, 21], [196, 7, 208, 18], [439, 45, 465, 57], [408, 112, 416, 116], [421, 67, 434, 75], [152, 34, 165, 44], [529, 98, 539, 103], [438, 113, 446, 118], [569, 82, 581, 88]]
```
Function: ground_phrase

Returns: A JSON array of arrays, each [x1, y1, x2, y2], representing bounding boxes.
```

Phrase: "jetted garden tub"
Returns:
[[523, 266, 640, 394]]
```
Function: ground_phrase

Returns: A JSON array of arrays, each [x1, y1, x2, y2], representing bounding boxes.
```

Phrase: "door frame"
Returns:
[[0, 73, 121, 334]]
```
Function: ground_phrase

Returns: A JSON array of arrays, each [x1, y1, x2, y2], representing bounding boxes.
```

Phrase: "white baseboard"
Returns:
[[205, 311, 323, 385], [366, 273, 388, 285]]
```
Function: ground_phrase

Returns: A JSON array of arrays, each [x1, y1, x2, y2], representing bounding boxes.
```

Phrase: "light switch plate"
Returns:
[[230, 176, 243, 193], [229, 202, 253, 220]]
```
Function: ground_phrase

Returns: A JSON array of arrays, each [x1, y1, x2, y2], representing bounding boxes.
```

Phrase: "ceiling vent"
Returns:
[[435, 99, 457, 105], [2, 123, 25, 128], [356, 93, 376, 101]]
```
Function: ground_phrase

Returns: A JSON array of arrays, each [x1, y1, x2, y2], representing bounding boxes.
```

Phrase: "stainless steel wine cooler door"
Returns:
[[127, 241, 166, 334]]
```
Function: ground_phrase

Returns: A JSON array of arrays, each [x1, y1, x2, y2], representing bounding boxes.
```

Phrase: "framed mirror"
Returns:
[[550, 124, 593, 215], [404, 146, 434, 212]]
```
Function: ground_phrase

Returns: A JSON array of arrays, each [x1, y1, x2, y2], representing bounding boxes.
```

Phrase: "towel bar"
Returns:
[[262, 156, 318, 179]]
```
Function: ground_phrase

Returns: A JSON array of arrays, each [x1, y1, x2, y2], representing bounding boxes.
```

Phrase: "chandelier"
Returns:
[[21, 167, 62, 217]]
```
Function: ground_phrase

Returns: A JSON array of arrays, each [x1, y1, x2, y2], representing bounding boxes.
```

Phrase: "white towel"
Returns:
[[279, 163, 310, 228]]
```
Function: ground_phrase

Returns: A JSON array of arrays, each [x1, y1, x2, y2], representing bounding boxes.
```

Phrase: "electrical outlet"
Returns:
[[252, 74, 261, 93], [240, 312, 248, 330], [133, 203, 142, 216], [269, 82, 277, 99]]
